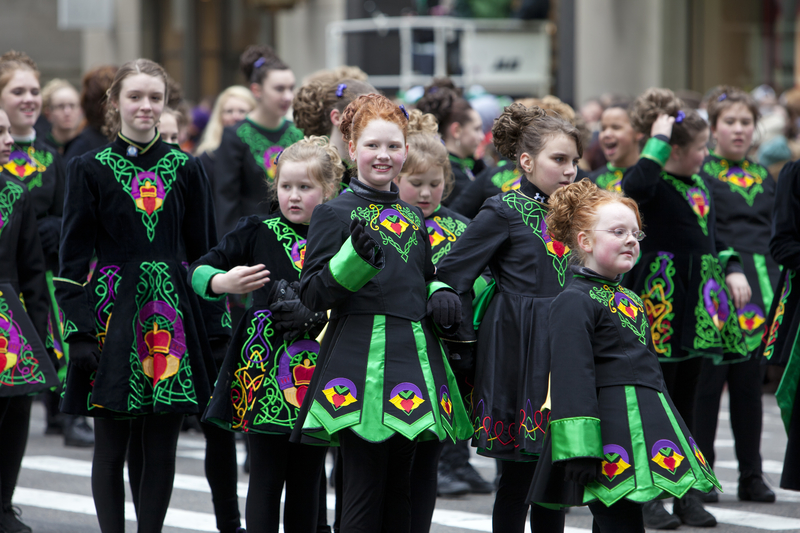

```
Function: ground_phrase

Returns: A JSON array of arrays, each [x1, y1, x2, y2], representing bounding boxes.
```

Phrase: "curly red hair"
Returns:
[[339, 93, 409, 145]]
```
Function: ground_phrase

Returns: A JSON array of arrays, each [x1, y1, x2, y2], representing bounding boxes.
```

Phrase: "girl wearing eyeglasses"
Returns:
[[528, 178, 720, 533]]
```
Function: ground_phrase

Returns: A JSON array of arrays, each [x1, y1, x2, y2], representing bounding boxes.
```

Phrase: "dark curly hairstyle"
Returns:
[[339, 93, 408, 145], [630, 87, 707, 148], [293, 78, 376, 137], [415, 81, 473, 138], [492, 103, 583, 164], [240, 44, 290, 85]]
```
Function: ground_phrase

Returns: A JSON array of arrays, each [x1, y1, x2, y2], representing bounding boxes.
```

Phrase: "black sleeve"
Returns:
[[770, 161, 800, 270], [188, 216, 260, 284], [213, 127, 246, 239], [449, 169, 491, 218], [54, 156, 99, 341], [436, 199, 510, 341], [17, 190, 50, 344], [620, 156, 665, 205], [182, 159, 219, 266]]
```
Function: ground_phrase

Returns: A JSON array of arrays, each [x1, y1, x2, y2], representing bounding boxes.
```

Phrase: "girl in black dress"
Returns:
[[588, 103, 640, 192], [437, 103, 583, 533], [528, 179, 719, 533], [192, 136, 343, 533], [55, 59, 220, 533], [0, 107, 59, 533]]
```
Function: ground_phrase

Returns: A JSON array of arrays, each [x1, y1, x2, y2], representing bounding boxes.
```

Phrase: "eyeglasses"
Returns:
[[585, 228, 646, 241], [51, 103, 78, 112]]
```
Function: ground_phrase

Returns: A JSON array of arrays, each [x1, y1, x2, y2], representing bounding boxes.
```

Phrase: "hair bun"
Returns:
[[492, 103, 548, 160], [630, 87, 684, 135], [407, 109, 439, 136]]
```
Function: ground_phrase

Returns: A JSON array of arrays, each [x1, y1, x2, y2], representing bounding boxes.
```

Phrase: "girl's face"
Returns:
[[713, 102, 755, 161], [277, 161, 326, 224], [670, 128, 710, 176], [253, 69, 295, 118], [221, 95, 252, 127], [47, 87, 82, 132], [521, 133, 580, 196], [349, 119, 408, 191], [580, 202, 641, 278], [0, 111, 14, 164], [0, 69, 41, 134], [159, 113, 180, 144], [115, 73, 165, 139], [599, 108, 638, 166], [455, 109, 485, 157], [395, 165, 445, 218]]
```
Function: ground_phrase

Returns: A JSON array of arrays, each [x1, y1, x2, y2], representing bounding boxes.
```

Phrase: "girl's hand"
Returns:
[[725, 272, 751, 310], [210, 264, 271, 295], [651, 113, 675, 139]]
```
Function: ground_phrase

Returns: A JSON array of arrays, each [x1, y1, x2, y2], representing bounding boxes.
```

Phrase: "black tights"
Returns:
[[493, 460, 565, 533], [409, 439, 445, 533], [93, 414, 183, 533], [588, 499, 644, 533], [659, 357, 702, 431], [0, 396, 33, 509], [246, 432, 326, 533], [127, 416, 242, 533]]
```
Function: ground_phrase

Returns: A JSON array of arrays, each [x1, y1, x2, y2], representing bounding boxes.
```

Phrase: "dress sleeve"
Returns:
[[770, 161, 800, 270], [621, 137, 671, 205], [449, 169, 490, 219], [299, 203, 384, 312], [189, 216, 260, 300], [16, 190, 50, 345], [436, 198, 509, 342], [182, 159, 218, 265], [213, 127, 245, 239], [547, 291, 603, 463], [54, 156, 99, 341]]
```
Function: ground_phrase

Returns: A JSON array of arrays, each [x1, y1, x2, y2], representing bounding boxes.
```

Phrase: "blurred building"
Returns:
[[0, 0, 798, 105]]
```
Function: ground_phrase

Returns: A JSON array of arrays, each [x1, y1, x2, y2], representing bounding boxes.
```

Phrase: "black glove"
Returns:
[[349, 219, 377, 261], [563, 458, 601, 486], [427, 290, 462, 331], [268, 279, 298, 306], [37, 216, 61, 256], [69, 339, 100, 373], [271, 298, 327, 341]]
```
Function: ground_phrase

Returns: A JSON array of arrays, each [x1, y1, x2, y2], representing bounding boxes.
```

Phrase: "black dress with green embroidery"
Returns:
[[449, 160, 521, 218], [190, 214, 325, 434], [442, 153, 486, 208], [621, 137, 747, 364], [54, 135, 220, 417], [292, 178, 471, 446], [2, 137, 68, 369], [214, 118, 304, 238], [0, 174, 59, 396], [436, 178, 572, 461], [588, 162, 630, 192], [426, 204, 470, 266], [528, 267, 720, 508], [700, 153, 778, 354]]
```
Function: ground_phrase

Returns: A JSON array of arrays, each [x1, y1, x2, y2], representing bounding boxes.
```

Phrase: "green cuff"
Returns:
[[427, 280, 454, 299], [330, 237, 382, 292], [550, 416, 603, 462], [472, 276, 489, 298], [641, 137, 672, 167], [717, 247, 741, 271], [191, 265, 228, 301]]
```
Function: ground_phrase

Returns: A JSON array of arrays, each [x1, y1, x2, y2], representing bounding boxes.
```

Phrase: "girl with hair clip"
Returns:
[[527, 179, 720, 533], [293, 93, 471, 532], [195, 85, 256, 187], [0, 106, 60, 533], [436, 102, 583, 533], [416, 80, 486, 207], [395, 109, 488, 530], [191, 136, 341, 533], [54, 58, 221, 533], [450, 95, 587, 219], [214, 44, 303, 239], [292, 75, 376, 189], [588, 102, 641, 192], [622, 88, 748, 529], [695, 86, 778, 504]]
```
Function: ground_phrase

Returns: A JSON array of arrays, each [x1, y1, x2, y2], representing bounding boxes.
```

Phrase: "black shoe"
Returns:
[[454, 463, 494, 494], [437, 469, 470, 497], [64, 416, 94, 448], [0, 506, 32, 533], [45, 413, 67, 435], [673, 491, 717, 527], [701, 487, 719, 503], [738, 476, 776, 503], [642, 500, 681, 530]]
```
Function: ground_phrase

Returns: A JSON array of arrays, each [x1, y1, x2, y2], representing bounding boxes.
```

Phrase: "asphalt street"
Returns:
[[12, 391, 800, 533]]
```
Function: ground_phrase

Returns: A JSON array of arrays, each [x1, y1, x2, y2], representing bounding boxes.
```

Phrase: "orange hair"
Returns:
[[339, 93, 408, 145]]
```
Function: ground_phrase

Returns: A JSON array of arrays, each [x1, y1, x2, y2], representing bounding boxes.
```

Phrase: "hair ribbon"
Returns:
[[399, 105, 409, 120], [718, 93, 727, 102], [336, 84, 347, 98], [675, 110, 685, 123], [254, 57, 266, 69]]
